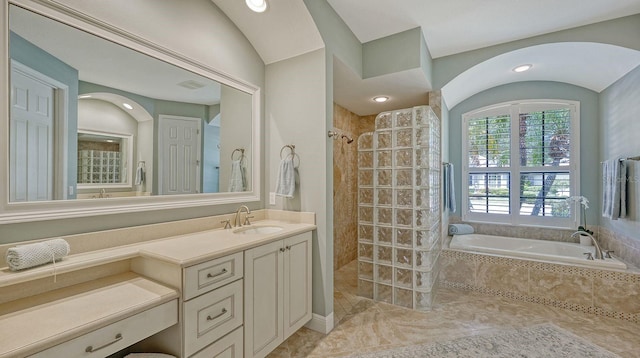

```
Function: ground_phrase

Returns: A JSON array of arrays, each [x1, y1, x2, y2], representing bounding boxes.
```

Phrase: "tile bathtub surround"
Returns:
[[268, 260, 640, 358], [439, 249, 640, 323], [446, 217, 640, 269], [599, 226, 640, 269], [448, 216, 577, 242]]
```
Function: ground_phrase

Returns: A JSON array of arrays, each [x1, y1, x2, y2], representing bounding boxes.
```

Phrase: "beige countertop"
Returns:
[[0, 217, 316, 288], [139, 220, 316, 266], [0, 272, 179, 358]]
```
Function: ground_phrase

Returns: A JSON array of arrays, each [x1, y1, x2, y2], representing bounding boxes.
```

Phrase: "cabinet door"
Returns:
[[283, 232, 312, 338], [244, 240, 284, 358]]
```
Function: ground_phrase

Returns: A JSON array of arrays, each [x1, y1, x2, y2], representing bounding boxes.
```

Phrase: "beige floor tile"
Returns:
[[267, 260, 640, 358]]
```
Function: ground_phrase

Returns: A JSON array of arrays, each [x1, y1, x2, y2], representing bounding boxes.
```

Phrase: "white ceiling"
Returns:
[[327, 0, 640, 113], [214, 0, 640, 115], [211, 0, 324, 64], [327, 0, 640, 58], [443, 42, 640, 108]]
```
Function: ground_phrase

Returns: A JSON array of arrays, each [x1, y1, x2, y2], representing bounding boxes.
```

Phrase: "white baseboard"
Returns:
[[305, 312, 334, 334]]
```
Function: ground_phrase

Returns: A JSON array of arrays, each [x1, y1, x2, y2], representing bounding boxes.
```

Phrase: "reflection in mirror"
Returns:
[[77, 130, 132, 187], [8, 4, 253, 202]]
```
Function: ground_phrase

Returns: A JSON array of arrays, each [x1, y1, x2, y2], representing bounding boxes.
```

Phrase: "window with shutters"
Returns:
[[462, 100, 580, 228]]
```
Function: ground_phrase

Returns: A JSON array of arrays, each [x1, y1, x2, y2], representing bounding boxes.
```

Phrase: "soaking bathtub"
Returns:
[[449, 233, 627, 270]]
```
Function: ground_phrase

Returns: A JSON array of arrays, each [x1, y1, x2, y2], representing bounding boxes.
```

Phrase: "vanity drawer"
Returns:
[[184, 252, 243, 300], [29, 299, 178, 358], [191, 326, 243, 358], [184, 280, 243, 357]]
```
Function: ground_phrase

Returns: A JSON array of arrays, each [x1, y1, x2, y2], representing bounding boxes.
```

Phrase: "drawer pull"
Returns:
[[207, 268, 228, 279], [207, 308, 228, 321], [85, 333, 123, 353]]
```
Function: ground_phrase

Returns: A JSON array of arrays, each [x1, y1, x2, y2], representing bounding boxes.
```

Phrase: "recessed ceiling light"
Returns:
[[513, 64, 532, 73], [123, 103, 133, 110], [79, 94, 92, 99], [178, 80, 206, 89], [246, 0, 267, 12], [373, 96, 389, 103]]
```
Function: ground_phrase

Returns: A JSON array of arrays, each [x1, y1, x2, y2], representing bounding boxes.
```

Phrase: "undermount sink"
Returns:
[[233, 226, 284, 235]]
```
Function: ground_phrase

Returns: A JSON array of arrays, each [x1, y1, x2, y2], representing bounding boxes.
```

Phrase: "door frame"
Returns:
[[157, 114, 202, 195], [10, 60, 69, 200]]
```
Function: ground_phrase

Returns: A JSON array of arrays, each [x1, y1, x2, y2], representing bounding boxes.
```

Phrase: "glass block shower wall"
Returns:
[[357, 106, 441, 311]]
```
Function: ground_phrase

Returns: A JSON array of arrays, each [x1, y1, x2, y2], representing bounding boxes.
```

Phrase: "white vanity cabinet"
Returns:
[[182, 253, 244, 358], [243, 232, 312, 358]]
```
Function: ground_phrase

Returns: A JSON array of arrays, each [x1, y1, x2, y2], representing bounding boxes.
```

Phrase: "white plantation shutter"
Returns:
[[462, 101, 579, 228]]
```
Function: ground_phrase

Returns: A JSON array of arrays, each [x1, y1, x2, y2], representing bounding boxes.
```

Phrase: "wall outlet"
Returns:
[[269, 192, 276, 205], [68, 186, 74, 195]]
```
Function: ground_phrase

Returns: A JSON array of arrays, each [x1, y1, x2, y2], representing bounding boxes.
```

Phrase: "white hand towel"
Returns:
[[135, 165, 145, 186], [602, 158, 627, 220], [275, 156, 295, 198], [448, 224, 474, 235], [228, 159, 246, 192], [6, 238, 70, 271]]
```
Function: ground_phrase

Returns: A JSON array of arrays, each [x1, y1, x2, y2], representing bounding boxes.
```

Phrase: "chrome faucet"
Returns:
[[234, 205, 251, 227], [571, 231, 603, 260]]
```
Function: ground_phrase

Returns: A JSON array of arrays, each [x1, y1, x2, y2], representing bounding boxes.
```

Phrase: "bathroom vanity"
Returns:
[[0, 210, 316, 358]]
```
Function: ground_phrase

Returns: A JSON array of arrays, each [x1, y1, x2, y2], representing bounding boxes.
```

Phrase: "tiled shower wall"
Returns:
[[333, 104, 376, 270]]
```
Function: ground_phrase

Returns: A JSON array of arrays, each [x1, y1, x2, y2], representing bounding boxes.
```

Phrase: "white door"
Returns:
[[283, 233, 312, 338], [158, 115, 201, 195], [244, 240, 284, 358], [10, 65, 54, 202]]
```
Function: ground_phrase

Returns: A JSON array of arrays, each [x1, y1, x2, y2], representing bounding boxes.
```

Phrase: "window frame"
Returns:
[[461, 99, 580, 228]]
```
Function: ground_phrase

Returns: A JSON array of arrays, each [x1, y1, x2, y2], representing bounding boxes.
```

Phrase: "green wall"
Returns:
[[448, 81, 600, 226], [599, 65, 640, 238]]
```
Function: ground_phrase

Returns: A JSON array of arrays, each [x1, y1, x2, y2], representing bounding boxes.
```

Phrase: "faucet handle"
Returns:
[[244, 215, 254, 226], [221, 219, 232, 229], [604, 250, 614, 259], [583, 252, 594, 260]]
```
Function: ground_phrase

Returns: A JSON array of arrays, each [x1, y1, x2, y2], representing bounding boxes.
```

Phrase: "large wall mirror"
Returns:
[[1, 2, 261, 223]]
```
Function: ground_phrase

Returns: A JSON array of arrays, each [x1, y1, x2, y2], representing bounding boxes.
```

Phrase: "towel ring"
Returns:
[[280, 144, 295, 160], [280, 144, 299, 168], [231, 148, 245, 161]]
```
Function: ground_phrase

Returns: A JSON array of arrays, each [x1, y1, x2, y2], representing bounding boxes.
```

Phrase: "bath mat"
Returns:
[[345, 324, 620, 358]]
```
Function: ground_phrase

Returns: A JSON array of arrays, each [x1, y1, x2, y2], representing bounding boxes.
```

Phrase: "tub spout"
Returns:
[[571, 231, 603, 260]]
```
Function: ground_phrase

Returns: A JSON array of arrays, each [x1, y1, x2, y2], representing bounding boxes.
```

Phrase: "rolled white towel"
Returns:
[[125, 354, 176, 358], [5, 239, 70, 271], [448, 224, 474, 236]]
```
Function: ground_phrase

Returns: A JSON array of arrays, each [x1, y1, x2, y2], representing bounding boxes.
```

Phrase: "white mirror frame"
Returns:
[[0, 0, 262, 224]]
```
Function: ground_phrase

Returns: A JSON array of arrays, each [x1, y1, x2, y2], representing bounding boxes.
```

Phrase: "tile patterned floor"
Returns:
[[268, 260, 640, 358]]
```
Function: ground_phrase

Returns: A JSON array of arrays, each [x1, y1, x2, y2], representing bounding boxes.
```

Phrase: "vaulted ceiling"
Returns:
[[215, 0, 640, 114]]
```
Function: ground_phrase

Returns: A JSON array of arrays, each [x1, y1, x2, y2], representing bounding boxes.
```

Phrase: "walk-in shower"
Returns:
[[357, 105, 442, 311]]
